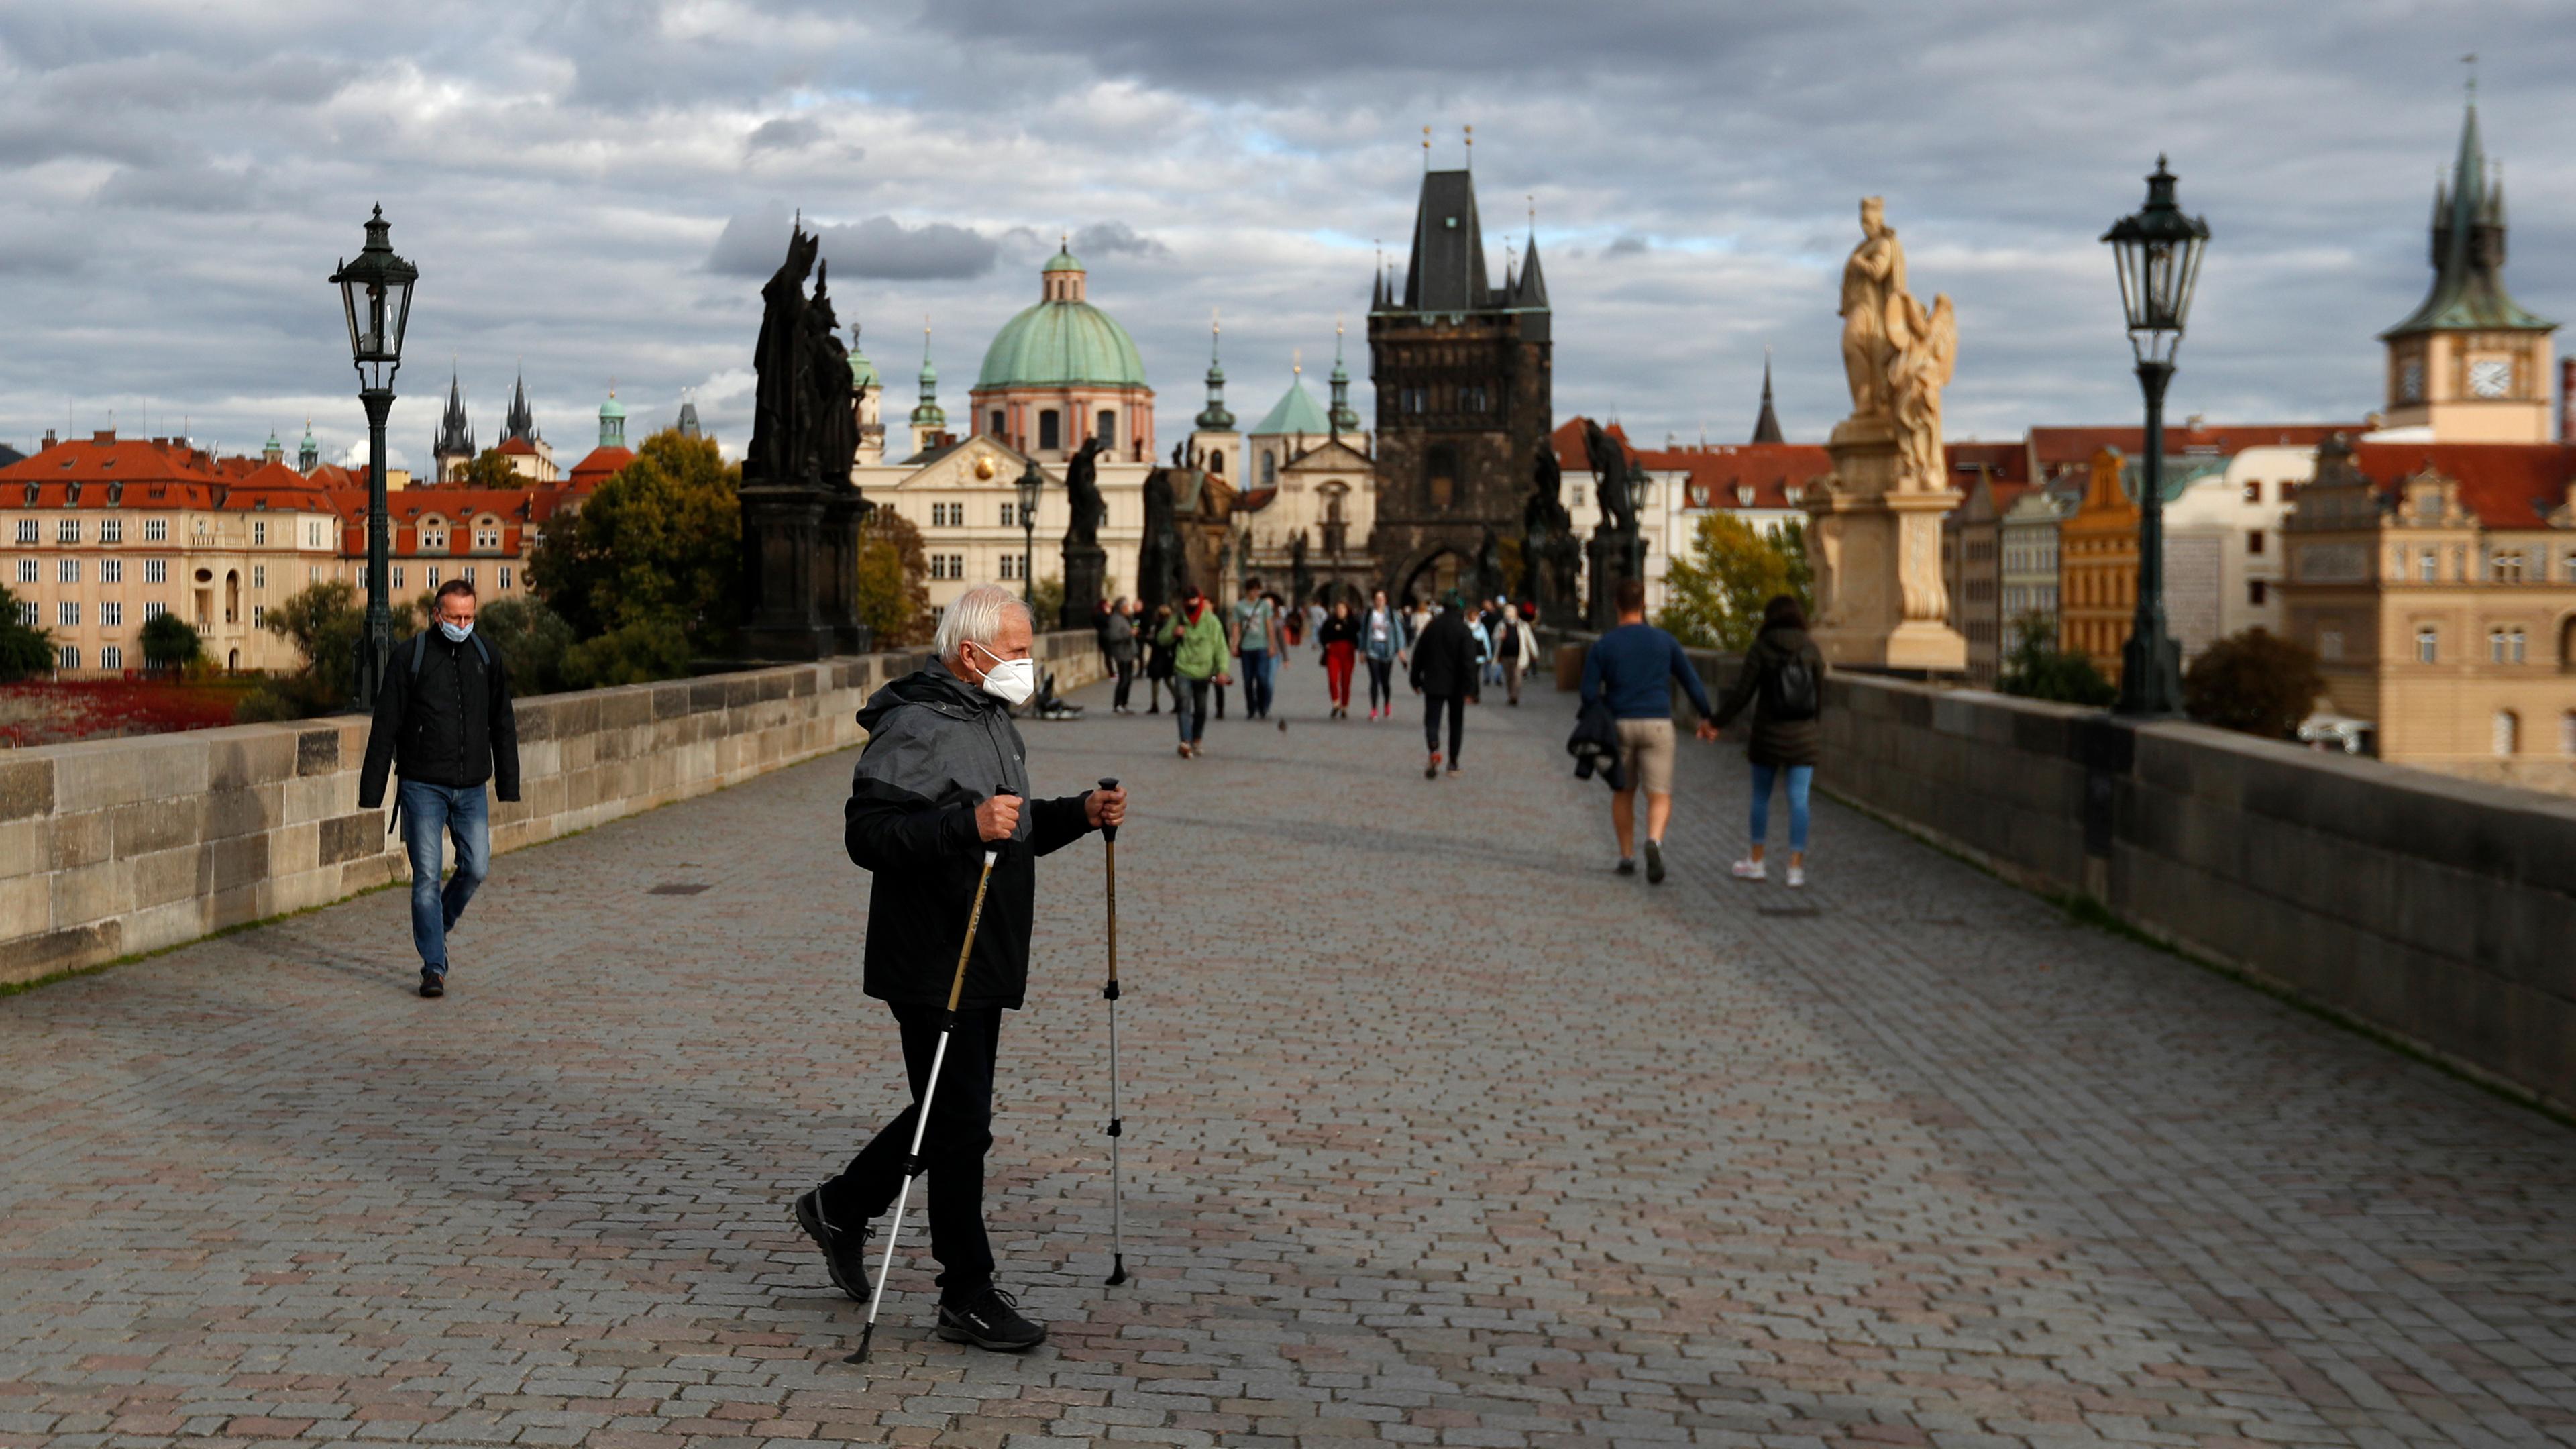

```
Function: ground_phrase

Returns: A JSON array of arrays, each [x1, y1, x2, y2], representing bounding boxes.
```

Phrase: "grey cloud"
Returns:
[[706, 208, 1000, 282], [746, 117, 822, 154], [96, 162, 264, 213], [1072, 221, 1169, 260], [1601, 236, 1650, 258]]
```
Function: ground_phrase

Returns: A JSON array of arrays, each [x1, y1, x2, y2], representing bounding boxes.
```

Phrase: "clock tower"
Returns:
[[2379, 89, 2557, 441]]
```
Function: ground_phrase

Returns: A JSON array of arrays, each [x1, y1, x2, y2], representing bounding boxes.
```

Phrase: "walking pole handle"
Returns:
[[1096, 777, 1120, 843]]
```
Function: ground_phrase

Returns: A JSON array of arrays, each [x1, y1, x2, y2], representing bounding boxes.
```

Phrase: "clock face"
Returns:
[[2469, 358, 2513, 399], [2398, 359, 2424, 402]]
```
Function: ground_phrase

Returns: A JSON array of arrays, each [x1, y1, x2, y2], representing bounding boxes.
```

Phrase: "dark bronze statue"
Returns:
[[1580, 421, 1644, 629], [1137, 467, 1181, 611], [1289, 529, 1311, 609], [1474, 525, 1503, 604], [1063, 436, 1108, 548], [739, 223, 869, 658], [1582, 419, 1638, 538], [746, 227, 822, 488], [1522, 439, 1580, 626]]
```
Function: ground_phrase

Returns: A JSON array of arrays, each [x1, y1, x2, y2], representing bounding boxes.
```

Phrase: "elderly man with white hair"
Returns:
[[794, 583, 1126, 1354]]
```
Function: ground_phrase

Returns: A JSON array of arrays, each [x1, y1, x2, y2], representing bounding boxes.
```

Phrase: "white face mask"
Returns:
[[968, 641, 1036, 706], [439, 619, 474, 643]]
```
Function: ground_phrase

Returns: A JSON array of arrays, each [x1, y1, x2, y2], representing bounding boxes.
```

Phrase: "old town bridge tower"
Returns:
[[1368, 162, 1553, 602]]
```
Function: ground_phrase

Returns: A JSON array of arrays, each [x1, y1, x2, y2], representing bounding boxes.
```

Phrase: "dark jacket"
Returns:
[[1407, 610, 1478, 696], [843, 662, 1095, 1012], [1566, 696, 1628, 791], [1318, 614, 1360, 649], [359, 630, 521, 808], [1103, 610, 1137, 664], [1711, 624, 1826, 769]]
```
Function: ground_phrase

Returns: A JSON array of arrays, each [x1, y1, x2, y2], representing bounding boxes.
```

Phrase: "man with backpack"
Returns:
[[1580, 578, 1718, 883], [358, 579, 521, 998]]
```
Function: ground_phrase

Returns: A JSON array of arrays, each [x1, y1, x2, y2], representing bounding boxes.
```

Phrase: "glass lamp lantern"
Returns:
[[330, 205, 419, 392], [2100, 156, 2210, 368]]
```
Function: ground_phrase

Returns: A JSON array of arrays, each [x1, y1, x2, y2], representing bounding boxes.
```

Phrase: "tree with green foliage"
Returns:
[[139, 611, 203, 670], [453, 449, 527, 489], [530, 427, 740, 651], [1655, 513, 1812, 652], [1998, 612, 2116, 707], [1028, 574, 1065, 631], [855, 506, 933, 647], [0, 584, 53, 680], [473, 596, 576, 696], [2184, 627, 2324, 739], [561, 616, 694, 689], [235, 580, 420, 720]]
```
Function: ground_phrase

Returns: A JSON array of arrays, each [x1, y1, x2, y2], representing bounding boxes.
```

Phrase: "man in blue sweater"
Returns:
[[1580, 578, 1719, 883]]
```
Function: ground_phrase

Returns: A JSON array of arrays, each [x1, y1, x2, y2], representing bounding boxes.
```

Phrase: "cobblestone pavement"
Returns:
[[3, 655, 2574, 1449]]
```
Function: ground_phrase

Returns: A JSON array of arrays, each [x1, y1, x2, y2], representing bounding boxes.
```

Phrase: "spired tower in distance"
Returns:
[[1368, 146, 1552, 604]]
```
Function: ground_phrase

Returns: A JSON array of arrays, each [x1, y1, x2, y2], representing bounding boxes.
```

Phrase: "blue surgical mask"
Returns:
[[439, 620, 474, 644]]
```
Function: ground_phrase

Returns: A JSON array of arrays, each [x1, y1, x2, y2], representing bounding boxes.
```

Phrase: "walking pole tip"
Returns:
[[1106, 1254, 1127, 1287], [847, 1323, 876, 1364]]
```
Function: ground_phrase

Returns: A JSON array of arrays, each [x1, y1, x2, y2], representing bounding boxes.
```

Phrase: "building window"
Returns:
[[475, 527, 498, 550], [101, 601, 121, 628], [57, 558, 78, 584], [2491, 551, 2526, 584], [2390, 545, 2406, 578], [2247, 530, 2264, 555], [2416, 627, 2438, 663], [144, 601, 166, 621], [998, 553, 1021, 580], [101, 645, 122, 671], [308, 566, 319, 584], [101, 559, 122, 584], [2418, 550, 2438, 582], [58, 600, 78, 627], [2494, 710, 2520, 757], [427, 566, 440, 588], [2489, 627, 2526, 664], [393, 566, 405, 589], [1096, 410, 1116, 448], [1426, 444, 1458, 511], [12, 519, 33, 545], [1262, 452, 1277, 488], [146, 559, 166, 584], [144, 518, 167, 542], [101, 518, 123, 544], [13, 559, 32, 584], [253, 520, 268, 546], [251, 604, 265, 629], [1038, 409, 1061, 451], [463, 567, 476, 586], [932, 502, 959, 527], [13, 599, 33, 627], [253, 565, 266, 590], [500, 566, 513, 590], [2241, 480, 2260, 503], [56, 645, 78, 670], [2318, 626, 2343, 661], [2247, 580, 2267, 606], [56, 519, 80, 543], [1461, 384, 1489, 413]]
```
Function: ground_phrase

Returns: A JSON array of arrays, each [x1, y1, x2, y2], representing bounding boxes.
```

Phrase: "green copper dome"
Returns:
[[977, 296, 1147, 391], [599, 392, 625, 420], [1250, 372, 1330, 437], [849, 349, 879, 390], [1042, 244, 1083, 273]]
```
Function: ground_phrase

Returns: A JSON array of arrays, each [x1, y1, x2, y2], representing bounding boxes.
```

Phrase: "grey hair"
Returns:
[[934, 583, 1032, 663]]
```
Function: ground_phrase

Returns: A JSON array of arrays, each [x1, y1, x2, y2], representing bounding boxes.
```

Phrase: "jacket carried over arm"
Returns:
[[359, 631, 521, 809], [842, 662, 1095, 1012]]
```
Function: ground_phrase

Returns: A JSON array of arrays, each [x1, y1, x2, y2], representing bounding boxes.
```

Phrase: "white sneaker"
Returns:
[[1730, 859, 1767, 881], [1786, 865, 1806, 889]]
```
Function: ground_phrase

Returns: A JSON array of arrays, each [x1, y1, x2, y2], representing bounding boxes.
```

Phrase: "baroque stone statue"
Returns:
[[1839, 196, 1957, 492]]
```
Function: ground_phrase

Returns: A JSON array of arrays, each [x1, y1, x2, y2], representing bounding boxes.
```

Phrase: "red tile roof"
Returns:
[[567, 445, 636, 488], [2349, 442, 2576, 529], [2028, 423, 2363, 474], [0, 434, 224, 506], [495, 437, 539, 457]]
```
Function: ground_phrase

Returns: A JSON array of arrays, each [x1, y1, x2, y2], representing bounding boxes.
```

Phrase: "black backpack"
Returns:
[[1764, 650, 1819, 722]]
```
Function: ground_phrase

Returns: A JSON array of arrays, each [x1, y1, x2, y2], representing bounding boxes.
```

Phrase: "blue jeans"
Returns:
[[1240, 649, 1275, 716], [1174, 676, 1211, 743], [399, 780, 490, 972], [1748, 763, 1813, 851]]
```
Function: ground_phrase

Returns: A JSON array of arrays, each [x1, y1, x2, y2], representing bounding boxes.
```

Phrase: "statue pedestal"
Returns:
[[1060, 543, 1107, 631], [1805, 418, 1966, 673], [739, 482, 837, 661], [1585, 529, 1644, 631]]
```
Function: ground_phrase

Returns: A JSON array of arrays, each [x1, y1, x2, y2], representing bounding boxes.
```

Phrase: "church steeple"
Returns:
[[1750, 350, 1784, 444], [502, 370, 539, 445], [1328, 318, 1360, 435], [908, 320, 946, 458], [2384, 87, 2550, 340], [1196, 312, 1234, 431], [433, 369, 474, 480]]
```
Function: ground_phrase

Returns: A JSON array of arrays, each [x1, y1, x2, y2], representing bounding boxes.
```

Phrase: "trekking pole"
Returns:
[[849, 793, 1012, 1366], [1096, 777, 1128, 1287]]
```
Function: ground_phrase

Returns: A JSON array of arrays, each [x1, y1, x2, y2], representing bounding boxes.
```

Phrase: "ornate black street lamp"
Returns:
[[2102, 156, 2208, 718], [330, 205, 418, 710], [1014, 458, 1043, 604]]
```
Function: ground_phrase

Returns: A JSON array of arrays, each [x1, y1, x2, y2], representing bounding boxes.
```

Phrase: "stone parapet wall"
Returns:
[[1554, 633, 2576, 1111], [1, 631, 1104, 987]]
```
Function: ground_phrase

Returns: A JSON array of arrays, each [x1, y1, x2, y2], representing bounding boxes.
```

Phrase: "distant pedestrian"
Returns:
[[1581, 578, 1719, 884], [1463, 605, 1491, 705], [1161, 584, 1233, 759], [1710, 594, 1826, 889], [1142, 603, 1174, 714], [1360, 588, 1409, 721], [358, 578, 521, 1000], [1318, 598, 1360, 718], [1409, 590, 1479, 778], [798, 583, 1128, 1354], [1104, 596, 1138, 714], [1491, 600, 1536, 706], [1230, 580, 1285, 720]]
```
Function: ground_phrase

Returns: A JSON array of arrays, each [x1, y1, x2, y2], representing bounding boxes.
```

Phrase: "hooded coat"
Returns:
[[1710, 623, 1827, 769], [1408, 609, 1479, 696], [843, 661, 1097, 1012]]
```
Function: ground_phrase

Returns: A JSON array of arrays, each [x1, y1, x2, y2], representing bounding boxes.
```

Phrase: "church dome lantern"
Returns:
[[972, 241, 1156, 460]]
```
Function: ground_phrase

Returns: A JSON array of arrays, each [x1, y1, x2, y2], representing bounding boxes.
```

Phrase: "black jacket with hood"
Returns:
[[1407, 609, 1479, 696], [359, 629, 521, 809], [1711, 623, 1826, 769], [844, 661, 1096, 1012]]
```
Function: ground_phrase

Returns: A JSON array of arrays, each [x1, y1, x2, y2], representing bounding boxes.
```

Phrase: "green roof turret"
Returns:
[[1195, 311, 1234, 431]]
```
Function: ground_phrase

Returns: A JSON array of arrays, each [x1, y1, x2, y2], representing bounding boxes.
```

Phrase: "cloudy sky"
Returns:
[[1, 1, 2569, 469]]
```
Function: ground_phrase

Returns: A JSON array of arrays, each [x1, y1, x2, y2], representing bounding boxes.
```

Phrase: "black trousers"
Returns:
[[1423, 692, 1464, 762], [1112, 657, 1135, 708], [1365, 657, 1395, 710], [820, 1002, 1001, 1298]]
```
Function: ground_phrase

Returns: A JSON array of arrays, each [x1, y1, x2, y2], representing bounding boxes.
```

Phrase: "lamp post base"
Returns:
[[2115, 630, 2184, 718]]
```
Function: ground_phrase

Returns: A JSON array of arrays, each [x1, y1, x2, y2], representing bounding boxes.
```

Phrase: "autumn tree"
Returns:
[[530, 428, 741, 649], [2184, 627, 2325, 739], [854, 506, 933, 647], [1655, 513, 1812, 652]]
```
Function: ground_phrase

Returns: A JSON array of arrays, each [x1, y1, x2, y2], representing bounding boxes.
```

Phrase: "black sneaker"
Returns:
[[1644, 839, 1666, 885], [935, 1285, 1046, 1352], [793, 1189, 874, 1301], [418, 966, 446, 998], [1616, 857, 1637, 876]]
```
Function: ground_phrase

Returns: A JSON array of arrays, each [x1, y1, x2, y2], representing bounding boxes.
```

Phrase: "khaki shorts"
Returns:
[[1615, 718, 1676, 795]]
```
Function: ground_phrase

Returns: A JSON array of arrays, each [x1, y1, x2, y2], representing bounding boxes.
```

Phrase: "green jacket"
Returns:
[[1159, 605, 1231, 680]]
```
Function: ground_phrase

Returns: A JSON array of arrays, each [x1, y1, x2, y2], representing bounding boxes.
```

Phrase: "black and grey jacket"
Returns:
[[359, 630, 521, 808], [843, 662, 1097, 1012]]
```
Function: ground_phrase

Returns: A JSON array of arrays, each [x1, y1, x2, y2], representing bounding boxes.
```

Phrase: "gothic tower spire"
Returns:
[[1750, 349, 1784, 444]]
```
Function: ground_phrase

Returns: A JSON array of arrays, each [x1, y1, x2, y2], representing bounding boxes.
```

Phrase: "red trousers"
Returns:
[[1324, 641, 1356, 708]]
